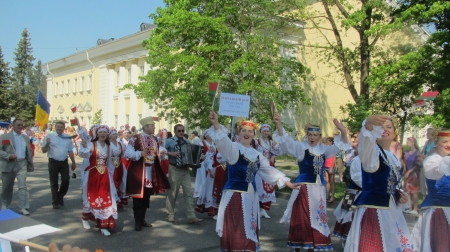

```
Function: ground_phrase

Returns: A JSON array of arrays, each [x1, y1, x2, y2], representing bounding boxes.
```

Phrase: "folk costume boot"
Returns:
[[140, 207, 152, 227], [260, 208, 271, 219], [133, 207, 142, 231], [134, 219, 143, 231]]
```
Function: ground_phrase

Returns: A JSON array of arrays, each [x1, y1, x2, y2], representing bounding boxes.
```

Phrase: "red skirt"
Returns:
[[358, 208, 383, 251], [288, 186, 332, 250], [112, 166, 124, 197], [221, 193, 258, 252], [332, 218, 352, 240], [430, 208, 450, 252]]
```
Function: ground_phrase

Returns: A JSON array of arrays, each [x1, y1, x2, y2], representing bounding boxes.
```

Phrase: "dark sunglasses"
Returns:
[[177, 129, 185, 133]]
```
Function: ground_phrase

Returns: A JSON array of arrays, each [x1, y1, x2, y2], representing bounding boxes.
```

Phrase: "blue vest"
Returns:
[[420, 175, 450, 208], [354, 154, 401, 208], [223, 152, 260, 192], [347, 181, 362, 191], [294, 150, 326, 185]]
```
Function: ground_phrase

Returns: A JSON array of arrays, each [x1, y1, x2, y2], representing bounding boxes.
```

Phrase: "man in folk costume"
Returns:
[[124, 116, 170, 231], [256, 124, 282, 219]]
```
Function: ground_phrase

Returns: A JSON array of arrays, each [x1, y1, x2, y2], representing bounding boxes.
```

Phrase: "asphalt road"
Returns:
[[1, 152, 418, 252]]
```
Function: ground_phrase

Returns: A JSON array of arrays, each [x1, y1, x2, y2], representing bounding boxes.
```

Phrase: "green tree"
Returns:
[[31, 60, 47, 95], [10, 28, 37, 125], [396, 0, 450, 128], [126, 0, 310, 128], [92, 109, 103, 124], [0, 46, 12, 122]]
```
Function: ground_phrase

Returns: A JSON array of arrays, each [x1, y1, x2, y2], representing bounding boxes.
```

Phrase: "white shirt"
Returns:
[[13, 131, 26, 159], [192, 136, 202, 146], [42, 133, 74, 161]]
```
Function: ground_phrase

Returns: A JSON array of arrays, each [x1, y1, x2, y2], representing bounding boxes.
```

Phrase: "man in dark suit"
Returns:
[[0, 119, 34, 215]]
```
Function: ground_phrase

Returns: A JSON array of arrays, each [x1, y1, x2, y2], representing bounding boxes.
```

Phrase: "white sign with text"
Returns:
[[218, 93, 250, 118]]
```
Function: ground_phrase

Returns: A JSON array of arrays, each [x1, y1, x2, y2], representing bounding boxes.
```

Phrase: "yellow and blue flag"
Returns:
[[35, 90, 50, 129]]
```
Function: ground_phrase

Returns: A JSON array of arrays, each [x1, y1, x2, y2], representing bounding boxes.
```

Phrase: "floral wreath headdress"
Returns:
[[260, 124, 271, 132], [236, 118, 260, 132], [432, 128, 450, 141]]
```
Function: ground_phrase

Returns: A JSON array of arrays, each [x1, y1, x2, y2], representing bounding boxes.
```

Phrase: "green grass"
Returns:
[[276, 165, 298, 171]]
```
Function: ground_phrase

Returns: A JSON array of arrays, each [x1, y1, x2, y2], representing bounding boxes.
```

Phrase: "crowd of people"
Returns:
[[0, 111, 449, 251]]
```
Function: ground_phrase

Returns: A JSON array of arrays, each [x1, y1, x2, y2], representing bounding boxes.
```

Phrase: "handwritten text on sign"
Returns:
[[218, 93, 251, 118]]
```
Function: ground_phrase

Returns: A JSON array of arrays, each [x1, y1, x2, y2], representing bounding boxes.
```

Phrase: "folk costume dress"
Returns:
[[344, 120, 413, 252], [332, 156, 362, 241], [255, 138, 282, 211], [110, 140, 128, 205], [273, 128, 350, 251], [411, 153, 450, 251], [209, 125, 291, 251], [79, 141, 118, 229], [194, 139, 222, 216]]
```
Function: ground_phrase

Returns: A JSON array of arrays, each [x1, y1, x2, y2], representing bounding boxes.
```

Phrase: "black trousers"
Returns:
[[48, 158, 70, 205], [132, 187, 152, 221]]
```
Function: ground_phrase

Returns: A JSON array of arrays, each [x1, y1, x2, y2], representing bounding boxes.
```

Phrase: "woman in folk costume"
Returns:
[[208, 111, 299, 251], [109, 129, 128, 206], [194, 129, 221, 218], [255, 124, 282, 219], [344, 115, 412, 251], [79, 125, 118, 237], [273, 112, 350, 251], [332, 155, 362, 244], [411, 128, 450, 251]]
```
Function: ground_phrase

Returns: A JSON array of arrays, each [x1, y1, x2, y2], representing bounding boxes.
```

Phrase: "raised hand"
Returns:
[[332, 118, 346, 133], [273, 112, 282, 126], [365, 115, 391, 131], [209, 110, 220, 129]]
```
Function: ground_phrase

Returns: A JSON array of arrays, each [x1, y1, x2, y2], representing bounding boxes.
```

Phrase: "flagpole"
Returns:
[[0, 233, 49, 251], [211, 82, 220, 110]]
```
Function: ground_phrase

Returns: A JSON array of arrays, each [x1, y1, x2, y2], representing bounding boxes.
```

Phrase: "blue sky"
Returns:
[[0, 0, 165, 67]]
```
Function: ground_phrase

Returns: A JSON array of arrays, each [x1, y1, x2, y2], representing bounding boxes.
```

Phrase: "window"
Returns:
[[60, 81, 64, 95], [126, 114, 129, 124], [116, 71, 120, 87], [73, 78, 77, 93], [80, 77, 84, 92], [87, 116, 91, 127], [114, 115, 118, 129], [88, 75, 92, 91], [66, 80, 70, 94], [127, 68, 131, 83], [55, 82, 58, 95], [140, 66, 145, 76], [138, 114, 142, 125]]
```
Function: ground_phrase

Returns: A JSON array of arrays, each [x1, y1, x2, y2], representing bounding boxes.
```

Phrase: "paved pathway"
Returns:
[[1, 152, 418, 252]]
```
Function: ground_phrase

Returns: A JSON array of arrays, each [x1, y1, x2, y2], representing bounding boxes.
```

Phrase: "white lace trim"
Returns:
[[334, 134, 352, 151], [360, 119, 383, 141], [272, 128, 289, 144], [208, 125, 229, 141], [238, 144, 259, 162], [441, 156, 450, 176]]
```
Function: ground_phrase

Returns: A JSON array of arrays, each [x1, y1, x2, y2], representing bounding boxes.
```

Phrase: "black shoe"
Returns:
[[141, 220, 153, 227], [52, 204, 60, 209], [58, 197, 64, 206], [134, 221, 142, 231]]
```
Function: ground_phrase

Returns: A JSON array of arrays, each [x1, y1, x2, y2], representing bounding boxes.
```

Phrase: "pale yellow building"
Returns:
[[44, 23, 175, 131]]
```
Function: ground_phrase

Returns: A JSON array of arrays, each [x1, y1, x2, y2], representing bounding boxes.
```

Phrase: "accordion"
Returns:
[[170, 142, 203, 168]]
